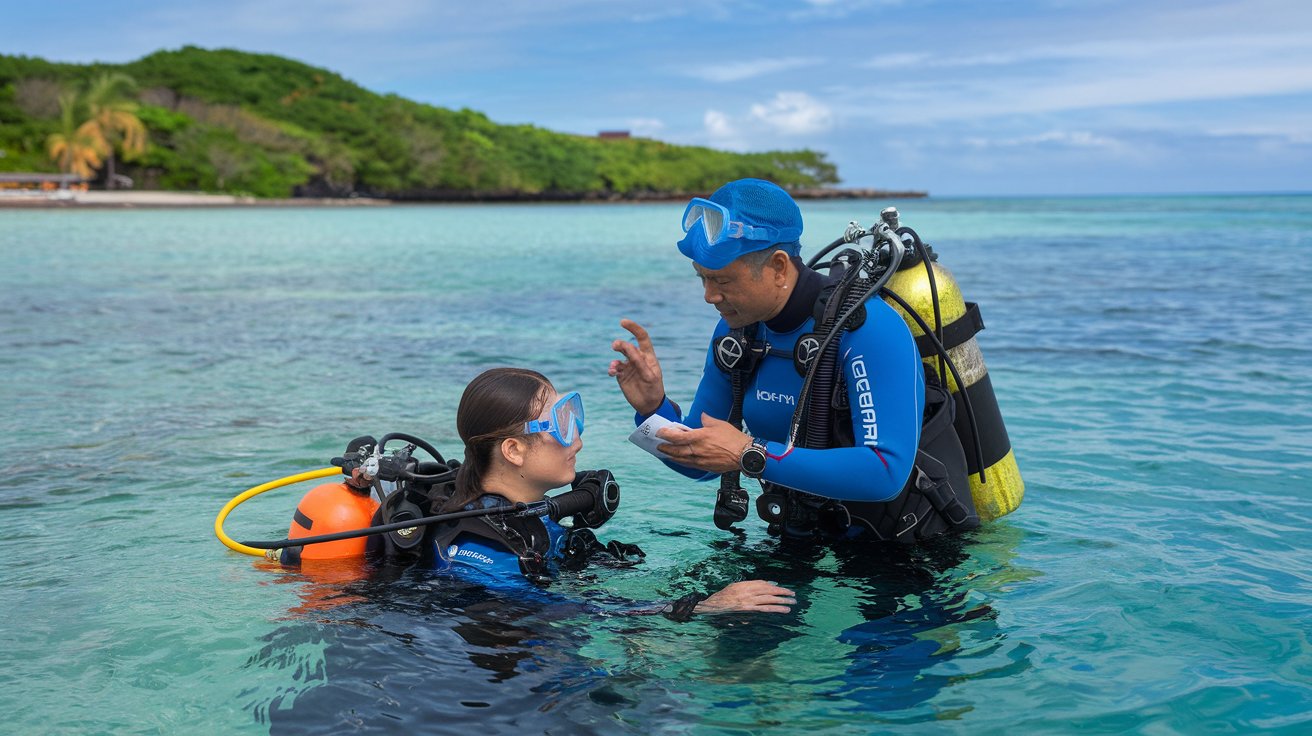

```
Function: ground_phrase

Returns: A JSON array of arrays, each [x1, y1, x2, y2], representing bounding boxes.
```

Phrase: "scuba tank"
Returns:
[[254, 433, 630, 569], [280, 433, 446, 565], [879, 210, 1024, 521], [283, 482, 381, 562]]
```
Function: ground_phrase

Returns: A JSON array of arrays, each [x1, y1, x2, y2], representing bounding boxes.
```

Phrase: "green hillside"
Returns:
[[0, 47, 839, 199]]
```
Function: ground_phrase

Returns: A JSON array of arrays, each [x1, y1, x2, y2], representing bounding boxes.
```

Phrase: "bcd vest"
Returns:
[[715, 269, 980, 543]]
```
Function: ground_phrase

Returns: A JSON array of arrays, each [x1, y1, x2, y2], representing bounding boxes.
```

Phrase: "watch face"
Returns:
[[741, 448, 767, 476]]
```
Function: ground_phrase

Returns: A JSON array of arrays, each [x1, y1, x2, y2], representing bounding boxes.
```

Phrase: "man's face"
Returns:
[[694, 256, 782, 328]]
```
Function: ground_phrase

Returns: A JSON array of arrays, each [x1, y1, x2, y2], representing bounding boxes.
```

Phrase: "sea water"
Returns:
[[1, 195, 1309, 734]]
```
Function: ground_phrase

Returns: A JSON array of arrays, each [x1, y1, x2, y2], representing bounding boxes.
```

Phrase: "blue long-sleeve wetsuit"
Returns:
[[640, 263, 925, 503], [432, 495, 683, 615], [433, 502, 569, 598]]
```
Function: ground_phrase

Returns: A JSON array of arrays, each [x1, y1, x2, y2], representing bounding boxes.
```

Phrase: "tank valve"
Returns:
[[881, 206, 900, 229], [843, 221, 868, 243]]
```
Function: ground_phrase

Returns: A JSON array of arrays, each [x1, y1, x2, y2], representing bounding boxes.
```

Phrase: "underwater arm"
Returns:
[[448, 551, 793, 620], [560, 580, 796, 620]]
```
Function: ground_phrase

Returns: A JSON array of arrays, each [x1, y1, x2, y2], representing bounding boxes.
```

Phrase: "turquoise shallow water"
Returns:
[[1, 195, 1310, 734]]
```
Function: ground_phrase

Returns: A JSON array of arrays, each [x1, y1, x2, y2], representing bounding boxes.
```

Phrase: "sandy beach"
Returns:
[[0, 190, 391, 208], [0, 187, 927, 209]]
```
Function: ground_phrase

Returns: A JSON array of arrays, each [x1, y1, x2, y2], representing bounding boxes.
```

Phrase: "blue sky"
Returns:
[[4, 0, 1310, 195]]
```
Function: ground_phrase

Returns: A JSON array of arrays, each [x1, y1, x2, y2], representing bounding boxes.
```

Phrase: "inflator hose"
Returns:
[[805, 237, 849, 270], [214, 467, 342, 557], [789, 230, 905, 448], [803, 272, 867, 448], [235, 484, 608, 551]]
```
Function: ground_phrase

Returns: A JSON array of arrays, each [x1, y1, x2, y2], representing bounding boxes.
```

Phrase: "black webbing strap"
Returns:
[[914, 301, 984, 356], [713, 368, 750, 530]]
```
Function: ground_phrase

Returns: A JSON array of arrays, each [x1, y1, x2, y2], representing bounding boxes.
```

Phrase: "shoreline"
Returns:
[[0, 191, 393, 208], [0, 187, 928, 209]]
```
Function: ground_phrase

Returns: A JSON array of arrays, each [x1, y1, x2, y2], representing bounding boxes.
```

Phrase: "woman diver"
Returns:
[[392, 367, 795, 620]]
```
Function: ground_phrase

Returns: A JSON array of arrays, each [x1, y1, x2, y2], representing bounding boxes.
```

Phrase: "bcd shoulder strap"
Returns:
[[430, 497, 555, 580]]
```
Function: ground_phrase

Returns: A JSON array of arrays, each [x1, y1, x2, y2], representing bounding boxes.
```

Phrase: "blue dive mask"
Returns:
[[678, 195, 803, 270], [524, 391, 585, 446]]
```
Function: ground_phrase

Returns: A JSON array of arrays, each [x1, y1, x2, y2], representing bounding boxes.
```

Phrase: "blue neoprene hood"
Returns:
[[677, 178, 804, 270]]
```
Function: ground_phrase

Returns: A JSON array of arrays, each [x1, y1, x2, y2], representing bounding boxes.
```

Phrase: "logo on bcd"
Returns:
[[756, 389, 796, 405], [795, 335, 820, 367], [449, 545, 495, 565], [851, 355, 878, 446], [716, 335, 744, 369]]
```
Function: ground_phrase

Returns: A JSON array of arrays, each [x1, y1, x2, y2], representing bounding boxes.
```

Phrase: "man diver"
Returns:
[[609, 178, 977, 542]]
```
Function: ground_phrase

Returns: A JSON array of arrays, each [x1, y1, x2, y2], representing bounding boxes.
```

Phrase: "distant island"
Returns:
[[0, 47, 925, 201]]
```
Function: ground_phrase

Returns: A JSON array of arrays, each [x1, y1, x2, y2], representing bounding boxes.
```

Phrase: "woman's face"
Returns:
[[519, 390, 582, 491]]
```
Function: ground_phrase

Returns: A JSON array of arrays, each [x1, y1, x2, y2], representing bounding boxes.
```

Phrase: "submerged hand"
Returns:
[[608, 318, 667, 415], [697, 580, 796, 615], [656, 413, 751, 473]]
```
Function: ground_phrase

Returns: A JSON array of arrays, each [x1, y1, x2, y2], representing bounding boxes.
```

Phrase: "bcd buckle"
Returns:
[[714, 487, 749, 529]]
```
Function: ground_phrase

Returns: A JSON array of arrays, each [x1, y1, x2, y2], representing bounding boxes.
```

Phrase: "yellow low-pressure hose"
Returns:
[[215, 467, 341, 557]]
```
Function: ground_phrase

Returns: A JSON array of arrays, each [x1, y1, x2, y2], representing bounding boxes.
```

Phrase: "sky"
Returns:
[[4, 0, 1311, 195]]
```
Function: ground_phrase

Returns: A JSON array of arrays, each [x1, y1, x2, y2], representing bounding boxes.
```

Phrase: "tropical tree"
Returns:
[[46, 92, 107, 179], [82, 72, 147, 188]]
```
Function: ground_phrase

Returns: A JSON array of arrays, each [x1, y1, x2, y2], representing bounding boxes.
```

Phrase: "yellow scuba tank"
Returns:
[[883, 254, 1024, 521]]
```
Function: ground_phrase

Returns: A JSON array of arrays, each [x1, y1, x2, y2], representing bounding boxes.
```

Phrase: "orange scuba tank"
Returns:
[[281, 482, 380, 562], [883, 243, 1025, 522]]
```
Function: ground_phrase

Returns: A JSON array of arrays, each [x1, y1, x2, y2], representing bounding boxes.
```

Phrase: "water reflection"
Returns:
[[654, 523, 1039, 724], [246, 524, 1038, 732], [251, 563, 679, 734]]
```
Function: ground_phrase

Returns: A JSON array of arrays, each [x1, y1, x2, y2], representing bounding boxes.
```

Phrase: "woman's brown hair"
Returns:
[[446, 367, 553, 510]]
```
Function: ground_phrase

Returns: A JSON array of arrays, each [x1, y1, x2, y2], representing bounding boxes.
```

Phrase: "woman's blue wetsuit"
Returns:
[[431, 495, 689, 616], [640, 264, 925, 503], [434, 496, 569, 595]]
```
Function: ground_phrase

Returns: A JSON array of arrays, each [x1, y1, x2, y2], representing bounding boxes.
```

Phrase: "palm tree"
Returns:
[[82, 73, 147, 189], [46, 92, 108, 180]]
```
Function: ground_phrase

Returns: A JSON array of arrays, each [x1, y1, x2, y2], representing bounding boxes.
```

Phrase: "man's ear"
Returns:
[[770, 249, 791, 285], [500, 437, 527, 467]]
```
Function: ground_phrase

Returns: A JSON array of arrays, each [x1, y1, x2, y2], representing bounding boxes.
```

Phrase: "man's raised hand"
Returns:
[[609, 319, 667, 416]]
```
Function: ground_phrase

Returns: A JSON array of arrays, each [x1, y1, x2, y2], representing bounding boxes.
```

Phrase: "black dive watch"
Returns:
[[739, 437, 768, 479]]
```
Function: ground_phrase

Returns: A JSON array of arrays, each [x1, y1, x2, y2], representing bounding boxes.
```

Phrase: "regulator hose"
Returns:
[[788, 227, 906, 449], [214, 467, 342, 557], [901, 227, 947, 383], [881, 287, 987, 485], [227, 483, 610, 553], [805, 236, 849, 270], [803, 270, 866, 448], [376, 432, 445, 466]]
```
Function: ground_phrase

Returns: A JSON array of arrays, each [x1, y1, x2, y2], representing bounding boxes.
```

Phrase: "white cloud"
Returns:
[[863, 52, 931, 70], [171, 0, 431, 34], [681, 57, 821, 83], [965, 130, 1125, 151], [626, 118, 666, 137], [1201, 125, 1312, 145], [789, 0, 905, 20], [863, 30, 1312, 74], [834, 29, 1312, 125], [704, 109, 735, 138], [749, 92, 833, 135], [702, 109, 752, 150]]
